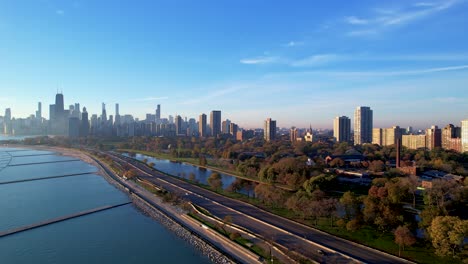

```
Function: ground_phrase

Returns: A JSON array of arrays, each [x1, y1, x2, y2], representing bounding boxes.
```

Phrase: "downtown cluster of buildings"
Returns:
[[330, 106, 468, 153], [0, 93, 257, 140], [1, 94, 467, 154]]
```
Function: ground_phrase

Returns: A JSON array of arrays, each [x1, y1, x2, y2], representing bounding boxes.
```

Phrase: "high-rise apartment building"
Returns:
[[462, 120, 468, 153], [290, 127, 298, 143], [373, 126, 401, 146], [199, 114, 207, 137], [402, 134, 426, 149], [264, 118, 276, 142], [333, 116, 351, 142], [372, 128, 383, 145], [442, 124, 460, 150], [425, 125, 441, 150], [354, 106, 373, 145], [210, 110, 221, 137]]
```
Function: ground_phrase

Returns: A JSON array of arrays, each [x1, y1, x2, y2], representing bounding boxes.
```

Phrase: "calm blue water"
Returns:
[[0, 148, 210, 264], [127, 153, 255, 196]]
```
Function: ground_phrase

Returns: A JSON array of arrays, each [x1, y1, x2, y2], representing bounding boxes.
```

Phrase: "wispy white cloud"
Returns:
[[133, 96, 169, 101], [264, 64, 468, 79], [180, 86, 244, 105], [283, 41, 305, 47], [434, 97, 466, 103], [346, 30, 377, 36], [241, 52, 468, 68], [413, 2, 438, 7], [240, 56, 278, 65], [290, 54, 339, 67], [345, 16, 369, 25], [346, 0, 460, 36]]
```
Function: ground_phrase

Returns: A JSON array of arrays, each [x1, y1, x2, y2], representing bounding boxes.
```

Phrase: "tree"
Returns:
[[346, 219, 361, 232], [424, 179, 461, 216], [329, 158, 345, 168], [428, 216, 468, 257], [369, 160, 385, 172], [208, 172, 223, 190], [394, 226, 416, 256], [124, 169, 137, 179], [400, 175, 419, 208], [188, 172, 196, 182], [199, 155, 207, 167], [340, 191, 360, 221]]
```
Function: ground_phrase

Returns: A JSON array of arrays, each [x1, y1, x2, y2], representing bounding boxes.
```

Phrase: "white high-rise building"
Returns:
[[462, 119, 468, 153], [354, 106, 373, 145]]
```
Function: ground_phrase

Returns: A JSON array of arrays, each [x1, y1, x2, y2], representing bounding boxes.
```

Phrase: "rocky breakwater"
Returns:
[[131, 195, 235, 264]]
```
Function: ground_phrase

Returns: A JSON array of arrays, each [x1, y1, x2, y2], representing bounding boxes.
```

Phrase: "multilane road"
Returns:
[[107, 151, 411, 264]]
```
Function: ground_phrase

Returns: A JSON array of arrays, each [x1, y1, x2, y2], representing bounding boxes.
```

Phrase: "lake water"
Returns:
[[0, 147, 210, 264], [126, 153, 256, 196]]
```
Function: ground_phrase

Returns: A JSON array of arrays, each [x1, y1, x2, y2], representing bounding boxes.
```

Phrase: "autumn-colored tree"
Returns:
[[346, 219, 361, 232], [368, 160, 385, 172], [394, 226, 416, 256], [400, 175, 419, 208], [199, 155, 207, 167], [124, 169, 137, 179], [428, 216, 468, 257], [208, 172, 223, 191], [254, 184, 286, 208], [329, 158, 345, 168], [285, 192, 310, 219], [340, 191, 361, 221]]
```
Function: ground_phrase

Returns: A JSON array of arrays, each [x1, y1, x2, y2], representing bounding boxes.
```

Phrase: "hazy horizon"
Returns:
[[1, 0, 467, 129]]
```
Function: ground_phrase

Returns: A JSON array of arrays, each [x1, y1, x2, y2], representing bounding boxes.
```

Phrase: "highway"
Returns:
[[107, 151, 411, 264]]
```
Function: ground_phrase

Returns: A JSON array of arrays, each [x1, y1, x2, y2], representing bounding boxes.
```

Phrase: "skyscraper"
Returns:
[[222, 119, 231, 134], [156, 104, 161, 122], [80, 107, 89, 137], [175, 115, 183, 136], [425, 125, 441, 150], [264, 118, 276, 142], [115, 103, 121, 125], [461, 120, 468, 153], [3, 108, 12, 134], [199, 114, 207, 137], [354, 106, 373, 145], [101, 103, 107, 122], [36, 102, 42, 120], [333, 116, 351, 142], [55, 93, 64, 119], [210, 110, 221, 137]]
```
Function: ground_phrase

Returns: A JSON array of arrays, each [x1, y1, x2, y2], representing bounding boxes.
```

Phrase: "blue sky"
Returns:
[[0, 0, 467, 129]]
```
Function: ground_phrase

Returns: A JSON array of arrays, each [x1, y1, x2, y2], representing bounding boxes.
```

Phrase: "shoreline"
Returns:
[[1, 145, 235, 264]]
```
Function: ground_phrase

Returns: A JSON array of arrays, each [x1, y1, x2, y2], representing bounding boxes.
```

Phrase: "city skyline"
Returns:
[[0, 1, 468, 128]]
